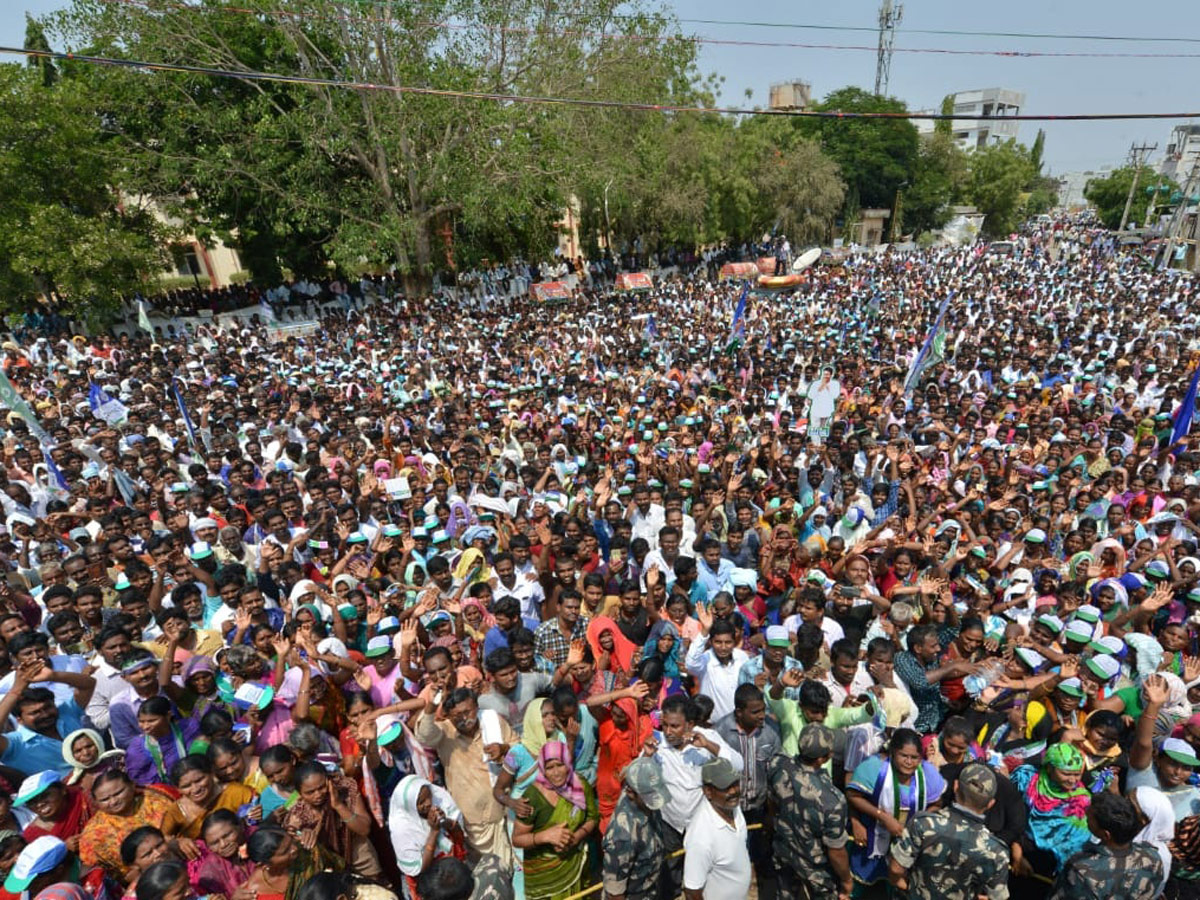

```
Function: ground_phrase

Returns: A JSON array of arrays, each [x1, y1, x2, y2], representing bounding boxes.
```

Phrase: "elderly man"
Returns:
[[683, 759, 752, 900]]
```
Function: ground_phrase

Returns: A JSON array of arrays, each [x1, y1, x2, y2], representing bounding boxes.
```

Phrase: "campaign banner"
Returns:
[[266, 322, 321, 342], [532, 281, 571, 303], [718, 262, 758, 281], [615, 272, 653, 292]]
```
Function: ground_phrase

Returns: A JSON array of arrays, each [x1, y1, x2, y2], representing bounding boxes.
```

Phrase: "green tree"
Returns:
[[0, 63, 169, 321], [1084, 166, 1179, 230], [965, 140, 1036, 236], [934, 93, 954, 137], [805, 87, 919, 210], [905, 131, 968, 233], [54, 0, 699, 288], [24, 14, 57, 87]]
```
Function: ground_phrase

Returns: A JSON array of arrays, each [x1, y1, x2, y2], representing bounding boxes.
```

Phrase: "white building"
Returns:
[[1160, 125, 1200, 183], [1059, 167, 1113, 210], [945, 88, 1025, 151]]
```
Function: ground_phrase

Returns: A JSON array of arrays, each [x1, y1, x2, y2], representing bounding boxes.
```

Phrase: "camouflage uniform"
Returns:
[[601, 790, 667, 900], [888, 806, 1010, 900], [1049, 842, 1164, 900], [767, 754, 850, 900]]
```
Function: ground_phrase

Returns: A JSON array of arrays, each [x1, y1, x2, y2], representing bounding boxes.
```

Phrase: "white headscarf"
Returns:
[[1133, 785, 1173, 896], [388, 774, 463, 878]]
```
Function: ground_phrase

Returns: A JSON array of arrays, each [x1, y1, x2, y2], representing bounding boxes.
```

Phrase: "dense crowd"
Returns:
[[0, 214, 1195, 900]]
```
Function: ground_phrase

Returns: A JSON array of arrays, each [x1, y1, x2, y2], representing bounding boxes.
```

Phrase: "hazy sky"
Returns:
[[2, 0, 1195, 175]]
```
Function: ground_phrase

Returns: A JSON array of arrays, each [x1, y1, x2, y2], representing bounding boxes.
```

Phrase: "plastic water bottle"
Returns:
[[963, 659, 1004, 697]]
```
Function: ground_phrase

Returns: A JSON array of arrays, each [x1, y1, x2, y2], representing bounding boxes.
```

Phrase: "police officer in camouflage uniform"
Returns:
[[1050, 791, 1163, 900], [601, 757, 670, 900], [887, 762, 1010, 900], [766, 724, 853, 900]]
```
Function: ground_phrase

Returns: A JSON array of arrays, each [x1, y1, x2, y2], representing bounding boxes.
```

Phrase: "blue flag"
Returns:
[[1171, 365, 1200, 451], [42, 443, 68, 490], [645, 315, 657, 340], [904, 292, 954, 396], [88, 382, 128, 425], [726, 283, 749, 353], [170, 378, 202, 450]]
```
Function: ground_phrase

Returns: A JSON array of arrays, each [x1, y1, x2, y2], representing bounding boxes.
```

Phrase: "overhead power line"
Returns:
[[88, 0, 1200, 60], [667, 17, 1200, 45], [6, 46, 1200, 123]]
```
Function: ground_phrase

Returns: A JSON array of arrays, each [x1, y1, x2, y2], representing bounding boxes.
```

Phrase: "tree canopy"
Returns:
[[0, 63, 169, 321], [1084, 166, 1181, 230]]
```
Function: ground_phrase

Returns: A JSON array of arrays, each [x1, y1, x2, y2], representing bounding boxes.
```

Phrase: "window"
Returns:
[[171, 246, 203, 278]]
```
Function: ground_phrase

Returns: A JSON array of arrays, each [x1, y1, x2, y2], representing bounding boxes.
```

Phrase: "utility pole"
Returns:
[[1161, 154, 1200, 270], [1119, 142, 1157, 232], [874, 0, 903, 97]]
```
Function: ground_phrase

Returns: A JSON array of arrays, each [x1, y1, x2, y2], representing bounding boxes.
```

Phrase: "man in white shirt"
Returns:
[[685, 617, 749, 721], [683, 758, 752, 900], [628, 487, 665, 550], [85, 627, 134, 732], [492, 552, 544, 628], [653, 693, 744, 898]]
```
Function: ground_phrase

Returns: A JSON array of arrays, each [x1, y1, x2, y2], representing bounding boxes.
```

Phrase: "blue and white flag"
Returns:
[[904, 292, 953, 396], [645, 315, 657, 340], [41, 444, 68, 491], [1171, 365, 1200, 452], [88, 382, 128, 426], [170, 378, 202, 449], [260, 295, 277, 322]]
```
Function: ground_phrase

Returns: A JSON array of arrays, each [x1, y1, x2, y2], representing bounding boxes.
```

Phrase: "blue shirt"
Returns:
[[483, 625, 509, 660], [0, 698, 86, 776]]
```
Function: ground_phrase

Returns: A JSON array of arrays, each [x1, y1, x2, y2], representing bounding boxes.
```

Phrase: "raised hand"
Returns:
[[779, 667, 804, 689], [1143, 673, 1170, 707]]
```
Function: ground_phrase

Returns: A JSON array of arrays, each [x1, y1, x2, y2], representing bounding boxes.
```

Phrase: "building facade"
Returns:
[[946, 88, 1025, 151]]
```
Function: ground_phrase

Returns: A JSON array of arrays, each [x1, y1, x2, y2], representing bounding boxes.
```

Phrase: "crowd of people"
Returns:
[[0, 213, 1195, 900]]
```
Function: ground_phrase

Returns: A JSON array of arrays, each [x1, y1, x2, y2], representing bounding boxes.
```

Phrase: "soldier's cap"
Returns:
[[796, 723, 835, 761], [622, 758, 670, 810], [957, 762, 998, 806], [701, 758, 741, 790]]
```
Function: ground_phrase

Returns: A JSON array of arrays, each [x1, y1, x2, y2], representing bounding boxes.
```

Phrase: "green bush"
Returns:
[[156, 274, 211, 291], [228, 270, 252, 285]]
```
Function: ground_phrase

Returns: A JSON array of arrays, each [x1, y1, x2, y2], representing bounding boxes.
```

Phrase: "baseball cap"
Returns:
[[1088, 635, 1126, 657], [796, 724, 835, 761], [1084, 655, 1121, 682], [1074, 605, 1101, 624], [14, 771, 63, 807], [4, 836, 68, 893], [1024, 528, 1047, 544], [1162, 738, 1200, 767], [1035, 614, 1063, 635], [187, 541, 213, 561], [1013, 647, 1046, 672], [1063, 620, 1095, 644], [957, 762, 998, 806], [374, 713, 404, 747], [1057, 677, 1085, 698], [701, 758, 740, 789], [623, 758, 671, 810], [365, 635, 393, 658], [765, 626, 790, 648]]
